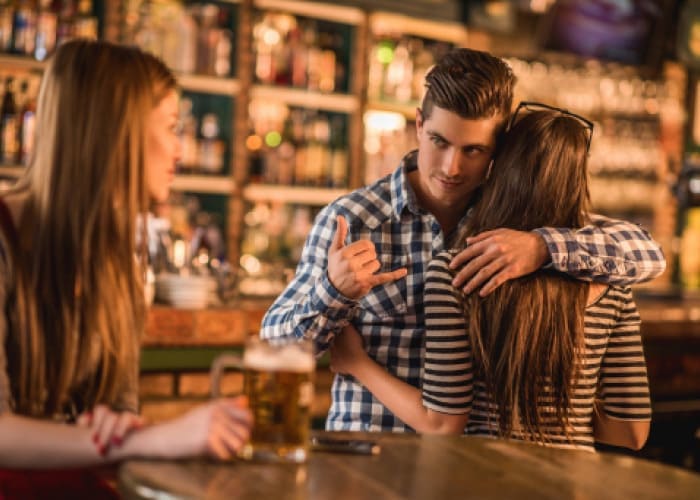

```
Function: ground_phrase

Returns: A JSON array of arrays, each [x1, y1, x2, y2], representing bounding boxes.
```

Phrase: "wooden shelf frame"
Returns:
[[243, 184, 348, 206]]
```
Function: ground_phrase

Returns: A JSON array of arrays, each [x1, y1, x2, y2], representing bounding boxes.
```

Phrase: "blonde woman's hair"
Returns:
[[6, 39, 176, 417]]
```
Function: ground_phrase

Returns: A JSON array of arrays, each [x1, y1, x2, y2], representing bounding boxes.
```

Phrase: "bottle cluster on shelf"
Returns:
[[253, 11, 350, 93], [238, 200, 318, 297], [367, 35, 453, 105], [363, 111, 417, 185], [505, 56, 682, 215], [177, 94, 227, 175], [150, 192, 227, 273], [124, 0, 235, 77], [506, 57, 677, 180], [0, 0, 97, 61], [247, 102, 349, 188], [0, 73, 39, 166]]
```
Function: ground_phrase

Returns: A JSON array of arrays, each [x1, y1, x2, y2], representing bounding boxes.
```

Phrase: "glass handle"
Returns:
[[210, 353, 243, 398]]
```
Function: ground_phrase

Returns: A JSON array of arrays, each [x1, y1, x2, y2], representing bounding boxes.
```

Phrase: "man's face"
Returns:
[[415, 106, 502, 212]]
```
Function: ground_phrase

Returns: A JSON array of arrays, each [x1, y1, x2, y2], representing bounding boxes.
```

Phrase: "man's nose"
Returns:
[[443, 148, 462, 177]]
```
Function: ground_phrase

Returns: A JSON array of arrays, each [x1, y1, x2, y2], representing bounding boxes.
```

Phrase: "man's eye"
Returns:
[[431, 136, 447, 147], [463, 146, 485, 156]]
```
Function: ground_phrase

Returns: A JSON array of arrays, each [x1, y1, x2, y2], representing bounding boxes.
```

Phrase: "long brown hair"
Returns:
[[6, 40, 176, 417], [460, 109, 591, 442]]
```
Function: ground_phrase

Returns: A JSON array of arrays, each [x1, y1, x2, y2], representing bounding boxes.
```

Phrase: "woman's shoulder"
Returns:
[[427, 250, 456, 272]]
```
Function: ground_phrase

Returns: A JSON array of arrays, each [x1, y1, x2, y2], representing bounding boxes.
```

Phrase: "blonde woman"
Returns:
[[331, 105, 651, 451], [0, 40, 251, 475]]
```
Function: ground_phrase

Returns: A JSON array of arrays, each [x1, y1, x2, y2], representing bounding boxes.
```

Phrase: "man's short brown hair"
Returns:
[[422, 48, 516, 126]]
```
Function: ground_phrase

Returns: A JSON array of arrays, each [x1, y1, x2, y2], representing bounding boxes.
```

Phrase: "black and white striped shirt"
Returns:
[[422, 251, 652, 450]]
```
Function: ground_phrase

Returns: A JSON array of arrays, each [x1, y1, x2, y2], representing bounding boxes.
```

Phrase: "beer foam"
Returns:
[[244, 345, 314, 372]]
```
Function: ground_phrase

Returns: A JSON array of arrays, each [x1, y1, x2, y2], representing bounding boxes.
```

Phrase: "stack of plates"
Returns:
[[155, 274, 218, 309]]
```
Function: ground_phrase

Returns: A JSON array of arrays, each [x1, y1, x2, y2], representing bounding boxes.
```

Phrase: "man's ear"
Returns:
[[415, 108, 423, 129]]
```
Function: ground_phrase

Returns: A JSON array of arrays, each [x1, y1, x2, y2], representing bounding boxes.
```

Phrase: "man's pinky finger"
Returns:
[[372, 268, 408, 286]]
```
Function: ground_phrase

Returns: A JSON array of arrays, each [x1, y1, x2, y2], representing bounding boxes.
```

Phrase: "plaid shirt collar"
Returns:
[[392, 149, 425, 219]]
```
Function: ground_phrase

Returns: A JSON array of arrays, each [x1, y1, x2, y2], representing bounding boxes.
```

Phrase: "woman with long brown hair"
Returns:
[[331, 104, 651, 451], [0, 39, 251, 475]]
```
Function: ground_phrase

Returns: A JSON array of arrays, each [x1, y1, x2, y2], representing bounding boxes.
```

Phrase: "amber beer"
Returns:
[[210, 338, 314, 463]]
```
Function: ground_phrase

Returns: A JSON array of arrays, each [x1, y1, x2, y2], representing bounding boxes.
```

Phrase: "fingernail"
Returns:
[[111, 436, 123, 446], [99, 445, 107, 457], [92, 433, 98, 444]]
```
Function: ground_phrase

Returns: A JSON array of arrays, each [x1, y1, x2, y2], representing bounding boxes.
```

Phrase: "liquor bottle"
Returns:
[[0, 0, 14, 53], [317, 29, 336, 93], [213, 10, 232, 78], [385, 37, 413, 102], [170, 6, 196, 74], [288, 27, 307, 88], [307, 114, 330, 186], [292, 110, 307, 185], [178, 97, 198, 172], [73, 0, 97, 39], [304, 21, 322, 92], [195, 4, 219, 76], [253, 13, 278, 84], [34, 0, 56, 61], [55, 0, 75, 46], [277, 116, 295, 185], [0, 78, 19, 165], [199, 113, 224, 174], [12, 0, 37, 56], [134, 1, 160, 57], [328, 116, 347, 188], [19, 77, 37, 165], [411, 38, 434, 102]]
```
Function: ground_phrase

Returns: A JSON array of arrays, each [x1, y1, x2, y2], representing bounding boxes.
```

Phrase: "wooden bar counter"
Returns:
[[118, 432, 700, 500]]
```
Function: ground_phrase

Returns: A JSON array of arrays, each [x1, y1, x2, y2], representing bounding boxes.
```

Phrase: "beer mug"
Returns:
[[210, 337, 315, 463]]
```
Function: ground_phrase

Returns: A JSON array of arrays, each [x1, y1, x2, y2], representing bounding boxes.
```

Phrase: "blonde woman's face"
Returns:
[[145, 89, 181, 203]]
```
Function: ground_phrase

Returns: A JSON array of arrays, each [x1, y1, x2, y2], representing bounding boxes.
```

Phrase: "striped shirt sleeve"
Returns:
[[421, 252, 473, 415], [597, 287, 652, 421]]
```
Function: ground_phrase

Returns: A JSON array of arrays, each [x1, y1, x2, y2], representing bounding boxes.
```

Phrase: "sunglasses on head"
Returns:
[[507, 101, 594, 153]]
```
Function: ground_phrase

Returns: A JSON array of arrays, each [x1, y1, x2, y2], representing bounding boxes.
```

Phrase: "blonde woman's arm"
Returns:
[[0, 397, 252, 468]]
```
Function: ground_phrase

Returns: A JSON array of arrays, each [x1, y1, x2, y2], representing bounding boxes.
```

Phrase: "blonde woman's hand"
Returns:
[[329, 325, 367, 376], [76, 405, 146, 456], [168, 396, 253, 460]]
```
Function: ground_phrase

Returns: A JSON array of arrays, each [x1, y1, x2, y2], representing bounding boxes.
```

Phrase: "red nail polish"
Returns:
[[92, 433, 98, 444], [111, 436, 122, 446]]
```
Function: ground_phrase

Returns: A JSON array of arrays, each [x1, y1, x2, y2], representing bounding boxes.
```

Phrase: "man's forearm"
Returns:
[[534, 216, 666, 285]]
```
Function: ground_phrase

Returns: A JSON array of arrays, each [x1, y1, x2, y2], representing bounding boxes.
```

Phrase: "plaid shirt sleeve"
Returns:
[[533, 213, 666, 286], [260, 204, 358, 353]]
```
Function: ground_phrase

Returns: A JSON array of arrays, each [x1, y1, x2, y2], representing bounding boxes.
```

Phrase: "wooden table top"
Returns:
[[118, 432, 700, 500]]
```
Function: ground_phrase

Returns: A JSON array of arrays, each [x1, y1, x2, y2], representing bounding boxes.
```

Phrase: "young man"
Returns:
[[261, 48, 665, 432]]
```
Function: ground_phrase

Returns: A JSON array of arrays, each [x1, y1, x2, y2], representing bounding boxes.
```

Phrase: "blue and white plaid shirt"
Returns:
[[260, 150, 666, 432]]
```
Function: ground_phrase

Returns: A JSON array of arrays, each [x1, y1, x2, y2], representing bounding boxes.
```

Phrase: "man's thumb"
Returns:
[[332, 215, 348, 250]]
